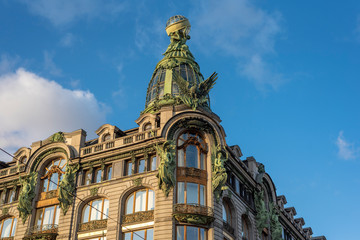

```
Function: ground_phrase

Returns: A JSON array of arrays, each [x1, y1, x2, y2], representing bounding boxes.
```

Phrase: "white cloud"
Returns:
[[190, 0, 284, 91], [0, 68, 108, 161], [60, 33, 76, 47], [336, 131, 358, 160], [241, 54, 286, 91], [19, 0, 126, 26], [0, 55, 20, 75], [43, 51, 62, 76]]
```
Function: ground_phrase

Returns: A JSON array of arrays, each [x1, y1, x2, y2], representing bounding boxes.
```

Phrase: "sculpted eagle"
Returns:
[[173, 71, 218, 110]]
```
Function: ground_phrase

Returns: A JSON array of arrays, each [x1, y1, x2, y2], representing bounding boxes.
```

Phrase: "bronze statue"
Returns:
[[155, 141, 176, 197]]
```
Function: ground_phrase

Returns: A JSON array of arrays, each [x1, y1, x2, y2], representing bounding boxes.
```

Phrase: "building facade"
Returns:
[[0, 16, 326, 240]]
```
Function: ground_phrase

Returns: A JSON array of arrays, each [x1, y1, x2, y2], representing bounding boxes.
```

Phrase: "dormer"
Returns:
[[285, 207, 297, 221], [303, 227, 313, 238], [295, 217, 305, 228], [13, 147, 31, 164], [135, 113, 159, 133], [95, 124, 125, 143], [277, 195, 287, 210]]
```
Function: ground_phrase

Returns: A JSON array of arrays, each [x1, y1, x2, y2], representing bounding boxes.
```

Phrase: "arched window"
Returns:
[[0, 217, 17, 238], [241, 215, 251, 240], [144, 123, 152, 131], [82, 198, 109, 223], [125, 189, 154, 215], [222, 204, 231, 225], [41, 159, 66, 192], [103, 133, 111, 142], [122, 189, 154, 240], [177, 131, 207, 169]]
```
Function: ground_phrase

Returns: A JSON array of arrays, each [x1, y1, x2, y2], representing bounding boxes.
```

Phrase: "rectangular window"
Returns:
[[177, 182, 206, 206], [94, 168, 102, 183], [137, 159, 146, 173], [125, 160, 133, 176], [149, 156, 157, 171], [235, 178, 240, 195], [105, 165, 112, 180], [35, 205, 60, 230], [83, 170, 92, 185], [176, 226, 206, 240]]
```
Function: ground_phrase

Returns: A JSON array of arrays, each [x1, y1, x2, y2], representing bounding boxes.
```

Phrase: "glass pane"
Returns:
[[177, 182, 185, 204], [200, 185, 205, 205], [138, 159, 145, 173], [90, 200, 102, 221], [222, 205, 227, 222], [95, 169, 102, 183], [186, 183, 198, 204], [124, 232, 132, 240], [126, 162, 132, 176], [186, 145, 198, 168], [43, 206, 55, 225], [177, 226, 184, 240], [126, 194, 134, 214], [53, 160, 60, 166], [150, 157, 156, 171], [146, 229, 154, 240], [200, 228, 206, 240], [133, 230, 145, 240], [82, 205, 90, 223], [200, 153, 205, 170], [49, 172, 58, 191], [1, 218, 12, 237], [107, 166, 112, 180], [54, 206, 60, 225], [9, 190, 15, 203], [148, 190, 154, 210], [36, 209, 43, 226], [135, 190, 146, 212], [85, 171, 91, 185], [177, 149, 184, 167], [235, 178, 240, 194], [11, 218, 17, 237], [103, 199, 109, 219], [59, 159, 66, 169], [186, 226, 198, 240]]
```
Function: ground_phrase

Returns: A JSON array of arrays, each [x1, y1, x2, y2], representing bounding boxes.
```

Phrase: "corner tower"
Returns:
[[143, 15, 217, 114]]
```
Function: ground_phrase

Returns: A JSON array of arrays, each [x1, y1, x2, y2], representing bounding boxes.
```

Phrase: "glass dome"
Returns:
[[166, 15, 188, 28], [145, 63, 203, 107]]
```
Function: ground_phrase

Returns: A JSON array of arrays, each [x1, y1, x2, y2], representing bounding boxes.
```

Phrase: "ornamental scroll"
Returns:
[[58, 162, 79, 215], [18, 172, 38, 224], [155, 141, 176, 197], [212, 145, 228, 202]]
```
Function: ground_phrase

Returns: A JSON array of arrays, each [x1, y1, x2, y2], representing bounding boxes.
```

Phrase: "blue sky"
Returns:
[[0, 0, 359, 239]]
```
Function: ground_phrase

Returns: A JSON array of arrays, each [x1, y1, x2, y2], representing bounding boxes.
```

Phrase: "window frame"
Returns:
[[123, 227, 153, 240], [176, 225, 207, 240], [41, 158, 67, 192], [177, 131, 207, 170], [35, 205, 60, 230], [81, 198, 109, 223], [0, 217, 17, 238]]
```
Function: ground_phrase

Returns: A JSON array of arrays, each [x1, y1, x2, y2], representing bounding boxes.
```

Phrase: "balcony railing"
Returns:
[[78, 219, 108, 232], [25, 224, 58, 235], [173, 204, 214, 225], [122, 210, 154, 224]]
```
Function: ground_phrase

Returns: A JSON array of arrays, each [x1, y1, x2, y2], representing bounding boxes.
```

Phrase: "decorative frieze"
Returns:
[[122, 210, 154, 224], [173, 204, 214, 225], [78, 219, 108, 232]]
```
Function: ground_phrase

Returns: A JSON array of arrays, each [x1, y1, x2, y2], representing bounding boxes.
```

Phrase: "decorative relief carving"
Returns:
[[132, 177, 142, 187], [25, 224, 58, 236], [40, 190, 58, 200], [90, 187, 99, 197], [58, 163, 79, 215], [2, 207, 9, 215], [173, 204, 214, 225], [18, 172, 38, 224], [78, 219, 107, 232], [122, 210, 154, 224], [155, 141, 176, 197]]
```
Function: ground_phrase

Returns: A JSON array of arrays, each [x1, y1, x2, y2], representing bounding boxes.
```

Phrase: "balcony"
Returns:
[[24, 224, 58, 240], [78, 219, 108, 232], [173, 204, 214, 225]]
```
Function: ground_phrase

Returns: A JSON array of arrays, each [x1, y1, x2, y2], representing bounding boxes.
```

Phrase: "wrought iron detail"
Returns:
[[1, 237, 14, 240], [223, 221, 235, 235], [78, 219, 107, 232], [122, 210, 154, 224], [173, 204, 214, 225], [25, 224, 58, 235]]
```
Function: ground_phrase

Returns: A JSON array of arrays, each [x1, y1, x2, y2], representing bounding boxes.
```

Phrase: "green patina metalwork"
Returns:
[[30, 148, 68, 172], [254, 189, 269, 234], [173, 71, 217, 111], [18, 172, 38, 224], [212, 145, 228, 202], [269, 202, 283, 240], [58, 162, 79, 215], [1, 207, 9, 215], [49, 132, 65, 143], [155, 140, 176, 197], [133, 177, 143, 187], [90, 187, 99, 197], [173, 213, 214, 225]]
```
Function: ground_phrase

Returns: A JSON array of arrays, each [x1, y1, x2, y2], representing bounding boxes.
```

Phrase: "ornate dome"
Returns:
[[143, 16, 214, 114]]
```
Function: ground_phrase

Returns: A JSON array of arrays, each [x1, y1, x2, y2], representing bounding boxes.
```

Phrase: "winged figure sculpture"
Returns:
[[173, 71, 218, 110]]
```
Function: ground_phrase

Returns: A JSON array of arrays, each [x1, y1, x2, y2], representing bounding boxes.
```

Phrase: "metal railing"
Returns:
[[25, 224, 58, 235]]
